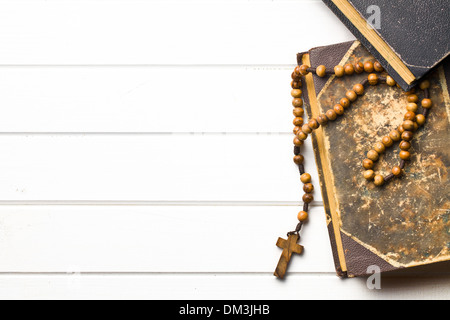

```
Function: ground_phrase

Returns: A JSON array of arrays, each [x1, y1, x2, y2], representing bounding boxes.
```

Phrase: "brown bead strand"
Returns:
[[363, 84, 432, 183], [290, 61, 388, 226], [291, 67, 314, 227], [288, 60, 433, 235]]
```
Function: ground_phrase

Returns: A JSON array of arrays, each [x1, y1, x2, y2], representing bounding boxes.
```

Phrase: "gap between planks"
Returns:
[[0, 271, 448, 277], [0, 201, 324, 207], [0, 133, 295, 135], [0, 64, 298, 68]]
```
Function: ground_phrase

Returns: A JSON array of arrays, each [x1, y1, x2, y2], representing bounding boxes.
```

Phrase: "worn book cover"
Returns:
[[322, 0, 450, 91], [301, 41, 450, 278]]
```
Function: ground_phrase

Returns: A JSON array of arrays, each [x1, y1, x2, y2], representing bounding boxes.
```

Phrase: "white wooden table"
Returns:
[[0, 0, 448, 300]]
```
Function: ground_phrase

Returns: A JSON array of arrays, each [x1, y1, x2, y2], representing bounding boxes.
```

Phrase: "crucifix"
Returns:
[[274, 233, 303, 279]]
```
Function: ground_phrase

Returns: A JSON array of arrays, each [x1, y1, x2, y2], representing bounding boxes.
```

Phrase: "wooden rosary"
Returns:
[[274, 59, 433, 279]]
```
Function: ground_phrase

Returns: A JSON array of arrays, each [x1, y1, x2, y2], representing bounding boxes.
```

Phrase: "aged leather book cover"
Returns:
[[301, 41, 450, 278], [322, 0, 450, 91]]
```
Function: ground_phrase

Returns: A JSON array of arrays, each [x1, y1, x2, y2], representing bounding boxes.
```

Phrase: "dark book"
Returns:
[[322, 0, 450, 91], [300, 41, 450, 277]]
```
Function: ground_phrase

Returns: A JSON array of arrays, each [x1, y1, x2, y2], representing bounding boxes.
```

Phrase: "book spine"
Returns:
[[300, 51, 348, 278], [321, 0, 415, 91]]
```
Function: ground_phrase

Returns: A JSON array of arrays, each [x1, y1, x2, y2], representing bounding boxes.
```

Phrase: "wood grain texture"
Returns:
[[0, 134, 321, 202], [274, 234, 303, 279], [1, 273, 449, 300], [0, 0, 353, 65], [0, 67, 295, 133], [0, 206, 333, 273]]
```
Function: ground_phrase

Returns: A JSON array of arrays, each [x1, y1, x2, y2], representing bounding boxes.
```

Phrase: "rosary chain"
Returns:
[[288, 56, 432, 233]]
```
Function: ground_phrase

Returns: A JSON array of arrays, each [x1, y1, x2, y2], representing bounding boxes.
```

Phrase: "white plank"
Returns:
[[0, 134, 322, 202], [0, 66, 297, 133], [0, 0, 354, 65], [0, 206, 334, 273], [0, 274, 449, 300]]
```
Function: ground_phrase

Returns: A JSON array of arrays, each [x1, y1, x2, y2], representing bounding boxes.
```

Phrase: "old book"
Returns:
[[301, 41, 450, 278], [322, 0, 450, 91]]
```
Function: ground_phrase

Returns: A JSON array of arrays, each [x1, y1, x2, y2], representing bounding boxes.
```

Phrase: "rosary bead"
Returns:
[[326, 109, 338, 121], [293, 98, 304, 108], [334, 65, 345, 77], [292, 72, 300, 81], [389, 130, 401, 141], [291, 89, 303, 98], [402, 120, 415, 131], [293, 126, 301, 135], [399, 141, 412, 151], [299, 65, 309, 76], [367, 150, 380, 161], [406, 103, 418, 113], [407, 95, 419, 103], [300, 173, 312, 184], [382, 136, 394, 147], [293, 117, 304, 127], [291, 81, 302, 89], [374, 175, 385, 186], [404, 111, 416, 121], [399, 151, 411, 160], [413, 122, 419, 132], [398, 125, 405, 134], [420, 80, 431, 90], [374, 61, 384, 72], [302, 193, 314, 204], [374, 142, 386, 154], [363, 159, 374, 170], [302, 124, 313, 134], [402, 131, 414, 141], [294, 155, 305, 165], [293, 108, 305, 117], [355, 62, 364, 74], [353, 84, 365, 96], [422, 99, 433, 109], [340, 98, 351, 108], [297, 211, 309, 222], [334, 104, 345, 115], [392, 166, 403, 176], [317, 114, 329, 126], [344, 63, 355, 75], [297, 131, 308, 141], [386, 76, 396, 86], [368, 73, 379, 85], [364, 170, 376, 181], [308, 119, 320, 130], [364, 61, 374, 73], [316, 65, 327, 78], [294, 137, 304, 147], [346, 90, 358, 102], [416, 114, 426, 126], [303, 183, 314, 193]]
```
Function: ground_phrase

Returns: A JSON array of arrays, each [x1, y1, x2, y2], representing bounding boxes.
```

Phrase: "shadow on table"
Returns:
[[356, 260, 450, 293]]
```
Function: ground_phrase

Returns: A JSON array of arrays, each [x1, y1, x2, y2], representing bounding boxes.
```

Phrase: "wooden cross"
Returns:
[[274, 233, 303, 279]]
